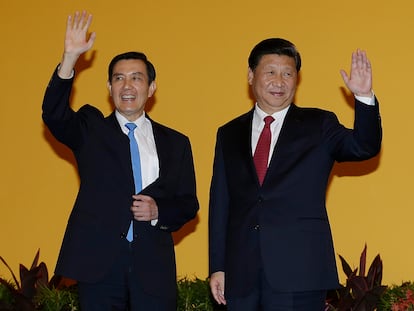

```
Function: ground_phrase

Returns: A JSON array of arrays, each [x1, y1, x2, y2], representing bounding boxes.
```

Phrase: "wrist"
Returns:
[[58, 52, 79, 79], [355, 90, 374, 98]]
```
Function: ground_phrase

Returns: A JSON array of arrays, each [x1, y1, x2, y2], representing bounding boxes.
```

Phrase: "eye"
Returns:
[[113, 75, 124, 82]]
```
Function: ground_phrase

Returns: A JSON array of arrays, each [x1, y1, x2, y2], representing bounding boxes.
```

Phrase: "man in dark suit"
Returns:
[[209, 38, 382, 310], [42, 11, 199, 311]]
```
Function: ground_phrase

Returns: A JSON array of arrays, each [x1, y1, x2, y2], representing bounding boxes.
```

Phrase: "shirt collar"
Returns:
[[115, 111, 148, 135], [253, 103, 290, 127]]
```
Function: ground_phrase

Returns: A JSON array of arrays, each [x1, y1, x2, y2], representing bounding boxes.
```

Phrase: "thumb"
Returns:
[[339, 69, 349, 85]]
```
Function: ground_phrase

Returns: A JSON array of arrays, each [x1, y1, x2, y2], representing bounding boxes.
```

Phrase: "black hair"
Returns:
[[248, 38, 301, 72], [108, 51, 156, 85]]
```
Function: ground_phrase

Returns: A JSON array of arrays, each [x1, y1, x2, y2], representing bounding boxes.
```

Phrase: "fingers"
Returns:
[[353, 49, 371, 72], [66, 11, 95, 40], [214, 288, 226, 305], [340, 48, 373, 96], [64, 10, 96, 55], [209, 272, 226, 305], [69, 11, 92, 31], [130, 195, 158, 221], [210, 281, 223, 304], [339, 69, 349, 85]]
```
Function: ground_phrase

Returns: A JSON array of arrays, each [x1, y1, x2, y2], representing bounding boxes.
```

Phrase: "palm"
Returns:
[[340, 49, 372, 97], [64, 11, 95, 55]]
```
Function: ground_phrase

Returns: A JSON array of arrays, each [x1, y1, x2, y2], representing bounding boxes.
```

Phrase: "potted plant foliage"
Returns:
[[0, 250, 78, 311], [326, 244, 387, 311], [378, 281, 414, 311]]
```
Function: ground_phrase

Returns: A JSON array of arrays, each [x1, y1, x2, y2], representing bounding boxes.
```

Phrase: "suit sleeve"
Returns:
[[208, 130, 230, 275], [327, 97, 382, 162], [143, 135, 199, 233], [42, 67, 83, 150]]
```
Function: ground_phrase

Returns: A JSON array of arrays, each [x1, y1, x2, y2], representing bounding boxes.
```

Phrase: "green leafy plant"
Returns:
[[177, 276, 214, 311], [1, 249, 50, 310], [177, 276, 227, 311], [1, 251, 220, 311], [10, 247, 414, 310], [326, 244, 387, 311], [0, 280, 15, 310], [378, 281, 414, 311], [34, 285, 79, 311], [0, 249, 75, 311]]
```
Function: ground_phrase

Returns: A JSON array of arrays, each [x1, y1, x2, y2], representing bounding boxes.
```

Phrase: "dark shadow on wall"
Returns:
[[42, 126, 79, 179], [173, 214, 200, 246], [332, 151, 381, 178], [326, 151, 382, 201]]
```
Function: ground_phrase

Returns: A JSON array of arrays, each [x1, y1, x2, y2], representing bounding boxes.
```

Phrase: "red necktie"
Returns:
[[253, 116, 275, 185]]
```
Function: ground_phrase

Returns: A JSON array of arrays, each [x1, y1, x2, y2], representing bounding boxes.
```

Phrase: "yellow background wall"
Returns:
[[0, 0, 412, 286]]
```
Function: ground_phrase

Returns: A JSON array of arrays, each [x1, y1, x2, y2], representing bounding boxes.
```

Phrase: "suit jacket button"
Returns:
[[120, 233, 126, 238], [254, 225, 260, 230]]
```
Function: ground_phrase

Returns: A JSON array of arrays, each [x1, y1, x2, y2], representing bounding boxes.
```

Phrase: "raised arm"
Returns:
[[340, 49, 373, 97], [58, 11, 96, 78]]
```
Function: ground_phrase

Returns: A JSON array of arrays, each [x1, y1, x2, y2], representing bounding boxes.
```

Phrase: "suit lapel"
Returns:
[[266, 104, 306, 178], [105, 112, 135, 193], [234, 110, 260, 184]]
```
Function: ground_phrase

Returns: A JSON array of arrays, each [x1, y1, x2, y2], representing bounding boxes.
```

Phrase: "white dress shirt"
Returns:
[[116, 111, 159, 188]]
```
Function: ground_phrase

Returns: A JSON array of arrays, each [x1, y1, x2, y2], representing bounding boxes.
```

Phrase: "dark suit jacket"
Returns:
[[42, 69, 199, 299], [209, 101, 382, 297]]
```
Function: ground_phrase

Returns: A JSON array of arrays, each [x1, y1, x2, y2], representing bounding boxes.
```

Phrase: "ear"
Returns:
[[247, 67, 254, 85], [107, 82, 112, 96], [148, 81, 157, 97]]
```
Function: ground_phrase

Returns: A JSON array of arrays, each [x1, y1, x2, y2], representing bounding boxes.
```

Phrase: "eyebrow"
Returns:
[[112, 71, 146, 78]]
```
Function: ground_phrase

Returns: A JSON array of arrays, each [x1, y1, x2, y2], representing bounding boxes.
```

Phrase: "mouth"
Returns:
[[121, 94, 136, 101], [270, 91, 284, 96]]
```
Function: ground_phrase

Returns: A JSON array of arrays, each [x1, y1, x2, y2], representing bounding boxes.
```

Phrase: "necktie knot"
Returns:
[[264, 116, 275, 127], [125, 122, 137, 132]]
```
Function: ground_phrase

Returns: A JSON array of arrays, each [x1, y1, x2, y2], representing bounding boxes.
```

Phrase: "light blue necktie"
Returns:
[[125, 122, 142, 242]]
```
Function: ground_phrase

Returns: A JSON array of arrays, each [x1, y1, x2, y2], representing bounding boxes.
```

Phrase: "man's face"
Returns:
[[248, 54, 298, 114], [108, 59, 156, 121]]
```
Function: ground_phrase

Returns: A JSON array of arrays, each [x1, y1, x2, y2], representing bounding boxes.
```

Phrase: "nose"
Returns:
[[122, 78, 133, 89], [271, 74, 283, 87]]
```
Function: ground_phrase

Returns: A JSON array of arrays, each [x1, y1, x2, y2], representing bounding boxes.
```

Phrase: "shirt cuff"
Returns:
[[57, 65, 74, 79], [355, 91, 375, 106]]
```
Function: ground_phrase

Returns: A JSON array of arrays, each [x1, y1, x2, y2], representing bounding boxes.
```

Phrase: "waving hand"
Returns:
[[340, 49, 373, 97], [58, 11, 96, 78]]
